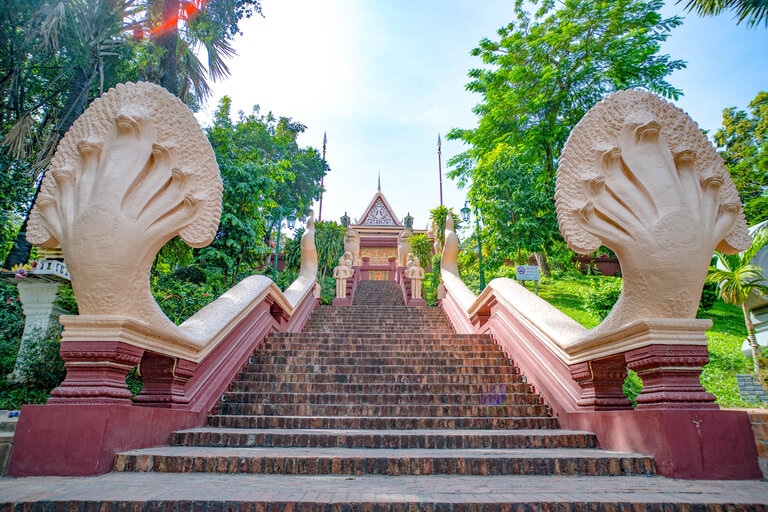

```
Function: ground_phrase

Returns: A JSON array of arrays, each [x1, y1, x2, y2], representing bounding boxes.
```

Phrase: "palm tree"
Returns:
[[707, 228, 768, 372], [678, 0, 768, 27]]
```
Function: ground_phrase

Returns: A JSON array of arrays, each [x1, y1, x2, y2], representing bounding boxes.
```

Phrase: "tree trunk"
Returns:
[[534, 252, 551, 278], [157, 0, 180, 96], [743, 303, 761, 373], [3, 66, 93, 269]]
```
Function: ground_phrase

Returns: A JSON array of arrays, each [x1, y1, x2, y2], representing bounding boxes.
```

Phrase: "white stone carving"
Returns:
[[363, 198, 395, 225], [27, 82, 222, 332], [333, 255, 354, 298], [397, 229, 412, 267], [556, 89, 751, 335], [344, 227, 361, 266], [405, 256, 425, 300]]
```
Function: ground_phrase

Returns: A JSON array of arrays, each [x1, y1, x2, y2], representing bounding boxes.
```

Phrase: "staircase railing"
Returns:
[[438, 89, 763, 480], [7, 82, 320, 477]]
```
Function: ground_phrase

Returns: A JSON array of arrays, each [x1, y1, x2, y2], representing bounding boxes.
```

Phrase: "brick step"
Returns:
[[217, 402, 550, 418], [6, 474, 768, 509], [170, 428, 596, 449], [243, 364, 519, 376], [300, 326, 456, 334], [267, 332, 488, 341], [235, 372, 522, 385], [206, 415, 558, 429], [261, 340, 497, 351], [114, 446, 654, 476], [221, 391, 542, 405], [255, 344, 503, 355], [252, 356, 510, 367], [229, 381, 534, 394]]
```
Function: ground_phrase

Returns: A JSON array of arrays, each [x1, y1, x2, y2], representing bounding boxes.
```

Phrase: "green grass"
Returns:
[[536, 273, 763, 409]]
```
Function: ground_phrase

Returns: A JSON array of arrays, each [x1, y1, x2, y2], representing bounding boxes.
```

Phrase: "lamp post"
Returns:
[[460, 201, 485, 290], [340, 212, 350, 228], [273, 209, 296, 282], [404, 212, 413, 230]]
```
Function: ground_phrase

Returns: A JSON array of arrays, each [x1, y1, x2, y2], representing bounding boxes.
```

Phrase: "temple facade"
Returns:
[[332, 183, 429, 305]]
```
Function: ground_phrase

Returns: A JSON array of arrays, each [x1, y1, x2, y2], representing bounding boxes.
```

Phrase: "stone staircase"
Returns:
[[113, 280, 654, 478], [5, 281, 768, 509]]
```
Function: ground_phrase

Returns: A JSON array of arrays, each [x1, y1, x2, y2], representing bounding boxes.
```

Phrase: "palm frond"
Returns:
[[34, 1, 68, 50], [1, 113, 35, 159], [178, 40, 212, 100]]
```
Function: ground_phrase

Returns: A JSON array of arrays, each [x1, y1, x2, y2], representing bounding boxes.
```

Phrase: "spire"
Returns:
[[377, 171, 381, 192], [319, 131, 327, 221], [437, 132, 444, 206]]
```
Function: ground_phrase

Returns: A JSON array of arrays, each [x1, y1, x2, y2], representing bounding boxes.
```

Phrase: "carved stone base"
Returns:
[[48, 341, 143, 405], [133, 352, 197, 407], [626, 344, 717, 409], [570, 354, 633, 410]]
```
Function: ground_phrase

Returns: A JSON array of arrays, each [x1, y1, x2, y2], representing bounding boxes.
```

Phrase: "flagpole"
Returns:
[[437, 133, 443, 206], [319, 131, 327, 221]]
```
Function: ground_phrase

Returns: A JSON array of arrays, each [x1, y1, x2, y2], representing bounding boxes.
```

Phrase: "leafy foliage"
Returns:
[[678, 0, 768, 27], [408, 233, 433, 273], [707, 228, 768, 371], [714, 91, 768, 225], [200, 97, 326, 286], [447, 0, 685, 275], [581, 278, 622, 320]]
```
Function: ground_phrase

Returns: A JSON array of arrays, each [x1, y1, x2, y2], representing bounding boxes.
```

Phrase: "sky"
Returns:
[[195, 0, 768, 232]]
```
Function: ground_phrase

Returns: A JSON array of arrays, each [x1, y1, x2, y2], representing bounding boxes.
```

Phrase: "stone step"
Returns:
[[206, 415, 558, 430], [250, 357, 513, 368], [170, 428, 597, 449], [261, 340, 497, 351], [220, 391, 543, 405], [234, 372, 523, 385], [243, 363, 518, 376], [256, 344, 503, 355], [217, 402, 551, 418], [113, 446, 654, 476], [5, 473, 768, 510], [229, 380, 535, 394]]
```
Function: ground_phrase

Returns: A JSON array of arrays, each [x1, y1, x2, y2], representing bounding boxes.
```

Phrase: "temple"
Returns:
[[332, 181, 428, 305], [3, 83, 766, 505]]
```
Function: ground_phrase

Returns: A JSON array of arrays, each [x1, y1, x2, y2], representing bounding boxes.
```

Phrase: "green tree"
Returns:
[[1, 0, 138, 269], [408, 233, 433, 273], [677, 0, 768, 27], [200, 97, 326, 286], [429, 205, 460, 250], [448, 0, 685, 274], [707, 228, 768, 372], [139, 0, 261, 101], [715, 91, 768, 225]]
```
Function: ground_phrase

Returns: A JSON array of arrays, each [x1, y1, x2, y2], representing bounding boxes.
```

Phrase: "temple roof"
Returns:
[[354, 181, 402, 227]]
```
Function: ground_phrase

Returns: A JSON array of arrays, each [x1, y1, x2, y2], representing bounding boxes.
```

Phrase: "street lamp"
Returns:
[[273, 209, 296, 282], [340, 212, 350, 228], [461, 201, 485, 290], [404, 212, 413, 230]]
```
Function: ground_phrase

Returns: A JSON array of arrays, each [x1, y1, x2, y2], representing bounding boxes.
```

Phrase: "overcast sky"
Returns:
[[195, 1, 768, 231]]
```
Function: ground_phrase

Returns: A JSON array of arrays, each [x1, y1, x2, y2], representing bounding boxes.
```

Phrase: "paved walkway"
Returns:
[[1, 473, 767, 506]]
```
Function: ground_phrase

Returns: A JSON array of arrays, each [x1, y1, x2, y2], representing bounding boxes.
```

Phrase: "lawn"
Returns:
[[535, 273, 763, 408]]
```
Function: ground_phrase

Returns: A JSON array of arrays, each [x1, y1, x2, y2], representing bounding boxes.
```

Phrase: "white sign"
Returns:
[[516, 265, 540, 281]]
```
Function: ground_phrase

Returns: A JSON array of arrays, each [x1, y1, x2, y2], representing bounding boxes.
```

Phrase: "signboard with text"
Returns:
[[516, 265, 540, 281]]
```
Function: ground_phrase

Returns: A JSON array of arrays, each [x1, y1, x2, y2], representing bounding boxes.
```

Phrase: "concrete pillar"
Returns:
[[8, 279, 67, 382]]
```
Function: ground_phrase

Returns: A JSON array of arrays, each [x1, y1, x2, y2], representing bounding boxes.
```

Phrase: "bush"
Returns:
[[581, 278, 622, 320], [697, 281, 719, 316]]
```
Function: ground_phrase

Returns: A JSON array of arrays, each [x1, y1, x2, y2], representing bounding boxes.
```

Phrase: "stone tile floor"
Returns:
[[0, 473, 767, 506]]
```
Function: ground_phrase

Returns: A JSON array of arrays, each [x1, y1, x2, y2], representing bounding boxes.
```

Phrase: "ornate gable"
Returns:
[[357, 188, 402, 227]]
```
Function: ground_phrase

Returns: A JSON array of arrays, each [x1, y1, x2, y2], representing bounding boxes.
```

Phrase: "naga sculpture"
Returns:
[[27, 82, 222, 333], [555, 89, 751, 336]]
